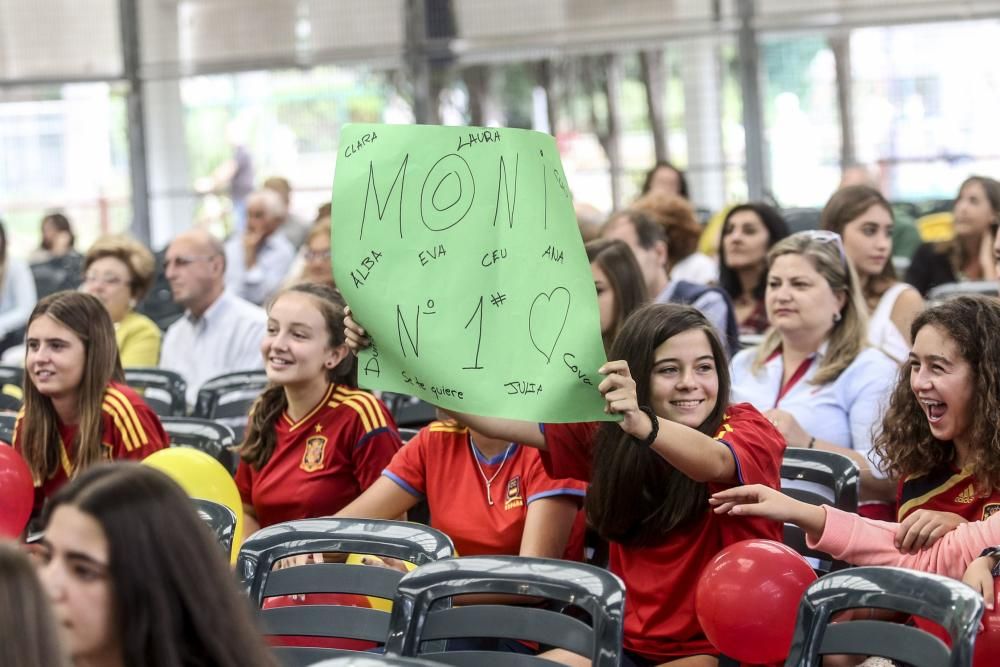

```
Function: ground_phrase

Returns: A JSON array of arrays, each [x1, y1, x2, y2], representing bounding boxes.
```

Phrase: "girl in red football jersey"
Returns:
[[236, 282, 401, 534], [14, 291, 167, 516], [346, 302, 786, 666]]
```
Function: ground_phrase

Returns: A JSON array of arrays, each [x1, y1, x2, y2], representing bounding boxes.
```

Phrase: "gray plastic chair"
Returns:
[[193, 370, 269, 441], [780, 449, 860, 573], [0, 412, 15, 445], [191, 498, 237, 556], [125, 367, 188, 417], [161, 416, 239, 475], [237, 518, 455, 667], [785, 566, 984, 667], [385, 555, 625, 667]]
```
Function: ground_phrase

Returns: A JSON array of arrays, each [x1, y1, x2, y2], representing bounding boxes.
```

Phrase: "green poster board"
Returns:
[[332, 123, 612, 423]]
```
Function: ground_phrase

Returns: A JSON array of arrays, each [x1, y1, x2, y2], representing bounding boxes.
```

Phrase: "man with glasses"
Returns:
[[160, 228, 266, 406]]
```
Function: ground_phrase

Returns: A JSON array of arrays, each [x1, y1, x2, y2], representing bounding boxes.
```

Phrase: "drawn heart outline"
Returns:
[[528, 287, 571, 364]]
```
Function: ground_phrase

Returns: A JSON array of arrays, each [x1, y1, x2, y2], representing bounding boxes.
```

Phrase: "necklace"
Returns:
[[469, 438, 515, 506]]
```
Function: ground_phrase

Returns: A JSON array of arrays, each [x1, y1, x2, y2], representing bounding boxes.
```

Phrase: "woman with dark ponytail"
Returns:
[[236, 283, 401, 534]]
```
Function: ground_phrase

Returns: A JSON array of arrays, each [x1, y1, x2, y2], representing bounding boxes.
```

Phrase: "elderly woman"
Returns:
[[81, 235, 161, 367], [730, 231, 899, 518]]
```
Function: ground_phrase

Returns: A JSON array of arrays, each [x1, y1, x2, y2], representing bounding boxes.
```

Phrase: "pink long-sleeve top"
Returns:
[[807, 506, 1000, 579]]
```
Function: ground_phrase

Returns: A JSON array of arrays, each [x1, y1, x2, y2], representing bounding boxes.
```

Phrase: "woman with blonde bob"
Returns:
[[0, 541, 67, 667], [81, 235, 161, 367], [729, 231, 899, 516]]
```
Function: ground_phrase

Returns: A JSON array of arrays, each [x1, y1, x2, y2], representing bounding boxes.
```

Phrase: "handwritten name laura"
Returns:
[[457, 129, 501, 151]]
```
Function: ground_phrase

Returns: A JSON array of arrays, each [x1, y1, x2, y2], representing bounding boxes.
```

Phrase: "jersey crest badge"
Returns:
[[301, 435, 328, 472], [504, 475, 524, 510], [955, 484, 976, 504], [984, 504, 1000, 520]]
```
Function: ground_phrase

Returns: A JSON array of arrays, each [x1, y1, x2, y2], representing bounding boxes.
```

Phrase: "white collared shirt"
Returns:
[[160, 290, 267, 405], [730, 343, 899, 476]]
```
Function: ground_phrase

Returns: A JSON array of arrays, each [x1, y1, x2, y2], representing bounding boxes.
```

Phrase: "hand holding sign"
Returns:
[[332, 124, 612, 423]]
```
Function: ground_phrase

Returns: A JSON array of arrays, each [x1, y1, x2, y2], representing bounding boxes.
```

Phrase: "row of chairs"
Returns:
[[225, 515, 985, 667]]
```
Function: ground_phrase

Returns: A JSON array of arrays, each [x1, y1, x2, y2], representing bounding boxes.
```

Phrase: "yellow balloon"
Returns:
[[143, 447, 244, 564], [345, 553, 416, 612]]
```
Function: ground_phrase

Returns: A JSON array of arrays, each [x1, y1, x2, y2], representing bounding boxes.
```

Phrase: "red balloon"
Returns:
[[0, 445, 33, 538], [974, 583, 1000, 666], [696, 538, 817, 664]]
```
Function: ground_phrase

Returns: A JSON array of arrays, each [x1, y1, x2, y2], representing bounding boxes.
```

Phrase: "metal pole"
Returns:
[[405, 0, 435, 124], [737, 0, 768, 200], [119, 0, 151, 243]]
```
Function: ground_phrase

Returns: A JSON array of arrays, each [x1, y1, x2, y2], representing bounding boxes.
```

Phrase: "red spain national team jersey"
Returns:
[[383, 420, 587, 559], [540, 403, 785, 663], [897, 466, 1000, 522], [236, 383, 402, 527], [13, 381, 168, 511]]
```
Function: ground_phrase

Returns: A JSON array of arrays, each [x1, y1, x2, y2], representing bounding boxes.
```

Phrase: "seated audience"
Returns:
[[237, 283, 401, 533], [603, 209, 739, 353], [905, 175, 1000, 296], [13, 292, 167, 514], [32, 463, 278, 667], [821, 185, 924, 363], [717, 203, 789, 335], [29, 212, 78, 265], [225, 188, 296, 305], [633, 191, 718, 285], [80, 235, 161, 368], [730, 231, 898, 517], [0, 542, 67, 667], [0, 219, 38, 354], [263, 175, 310, 248], [160, 228, 266, 406], [587, 238, 648, 353]]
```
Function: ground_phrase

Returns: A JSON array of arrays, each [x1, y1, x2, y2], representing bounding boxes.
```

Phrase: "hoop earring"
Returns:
[[833, 312, 842, 323]]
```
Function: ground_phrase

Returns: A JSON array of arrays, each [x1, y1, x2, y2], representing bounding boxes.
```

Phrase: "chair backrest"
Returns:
[[30, 253, 83, 299], [160, 416, 238, 475], [927, 280, 1000, 303], [0, 365, 24, 388], [237, 518, 455, 658], [385, 555, 625, 667], [785, 566, 984, 667], [780, 449, 859, 511], [192, 498, 237, 556], [380, 392, 436, 428], [0, 412, 16, 444], [780, 449, 859, 573], [125, 367, 188, 417], [193, 370, 269, 441]]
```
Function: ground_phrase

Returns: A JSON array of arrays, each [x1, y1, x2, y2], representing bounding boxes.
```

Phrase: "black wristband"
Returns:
[[637, 406, 659, 448], [980, 546, 1000, 577]]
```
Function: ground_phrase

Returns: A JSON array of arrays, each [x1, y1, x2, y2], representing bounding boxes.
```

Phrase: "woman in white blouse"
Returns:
[[820, 185, 924, 363], [730, 231, 898, 517]]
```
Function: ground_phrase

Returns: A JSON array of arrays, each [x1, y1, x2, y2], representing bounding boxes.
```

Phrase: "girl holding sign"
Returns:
[[236, 283, 402, 534], [345, 303, 786, 666]]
